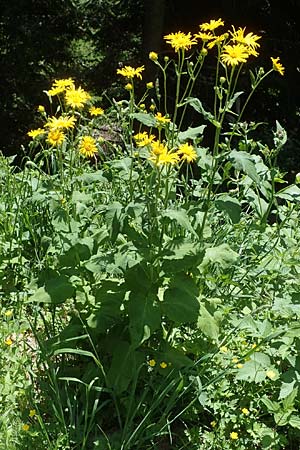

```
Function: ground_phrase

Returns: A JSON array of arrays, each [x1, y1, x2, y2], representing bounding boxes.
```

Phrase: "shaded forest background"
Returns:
[[1, 0, 300, 176]]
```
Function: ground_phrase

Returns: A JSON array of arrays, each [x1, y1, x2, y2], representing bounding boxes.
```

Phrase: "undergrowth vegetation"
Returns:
[[1, 19, 300, 450]]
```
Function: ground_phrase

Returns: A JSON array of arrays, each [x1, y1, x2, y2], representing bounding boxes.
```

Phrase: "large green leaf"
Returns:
[[183, 97, 220, 127], [197, 305, 219, 340], [215, 195, 241, 224], [128, 292, 161, 346], [161, 209, 197, 236], [178, 125, 206, 142], [28, 272, 74, 304], [201, 243, 238, 268], [131, 112, 157, 127], [229, 150, 259, 183], [162, 273, 200, 324]]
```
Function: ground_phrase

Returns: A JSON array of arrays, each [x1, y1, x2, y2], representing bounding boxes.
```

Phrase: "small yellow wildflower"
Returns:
[[221, 44, 250, 66], [242, 407, 249, 415], [266, 369, 277, 380], [230, 27, 261, 54], [155, 112, 171, 125], [134, 132, 156, 147], [149, 104, 156, 111], [79, 136, 98, 158], [139, 103, 146, 109], [160, 361, 168, 369], [177, 143, 197, 163], [149, 51, 158, 61], [220, 345, 228, 353], [89, 106, 104, 116], [47, 129, 65, 146], [27, 128, 45, 139], [271, 57, 285, 76], [125, 83, 133, 91], [4, 310, 13, 317], [52, 78, 75, 90], [236, 363, 243, 369], [200, 18, 224, 32], [37, 105, 45, 113], [117, 65, 145, 80], [230, 431, 238, 440], [232, 357, 239, 364], [146, 81, 154, 89], [210, 420, 217, 428], [45, 115, 76, 131], [5, 337, 13, 346], [207, 33, 228, 49], [164, 31, 197, 52], [148, 359, 156, 367], [65, 86, 91, 109], [29, 409, 36, 417], [22, 424, 30, 432], [194, 31, 214, 42]]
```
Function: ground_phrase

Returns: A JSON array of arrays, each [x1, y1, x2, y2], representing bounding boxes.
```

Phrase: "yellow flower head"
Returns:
[[220, 345, 228, 353], [46, 86, 65, 97], [29, 409, 36, 417], [230, 27, 261, 53], [146, 81, 154, 89], [117, 65, 145, 80], [37, 105, 45, 113], [236, 363, 243, 369], [45, 115, 76, 131], [52, 78, 75, 90], [221, 44, 250, 66], [125, 83, 133, 91], [242, 407, 249, 415], [27, 128, 45, 139], [230, 431, 238, 440], [148, 359, 156, 367], [89, 106, 104, 116], [4, 310, 13, 317], [134, 132, 156, 147], [155, 112, 171, 126], [47, 129, 65, 146], [200, 18, 224, 32], [271, 57, 285, 76], [164, 31, 197, 52], [151, 141, 167, 155], [22, 424, 30, 432], [79, 136, 98, 158], [149, 148, 180, 166], [177, 143, 197, 163], [149, 104, 156, 111], [5, 337, 13, 346], [149, 51, 158, 61], [160, 361, 168, 369], [194, 31, 214, 42], [65, 86, 91, 109], [232, 357, 239, 364], [207, 33, 228, 49]]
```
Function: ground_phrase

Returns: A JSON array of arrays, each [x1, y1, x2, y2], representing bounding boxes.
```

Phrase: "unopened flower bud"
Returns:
[[149, 51, 158, 61]]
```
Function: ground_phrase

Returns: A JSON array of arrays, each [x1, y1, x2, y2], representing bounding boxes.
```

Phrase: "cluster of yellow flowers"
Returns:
[[134, 131, 197, 167], [27, 79, 104, 157]]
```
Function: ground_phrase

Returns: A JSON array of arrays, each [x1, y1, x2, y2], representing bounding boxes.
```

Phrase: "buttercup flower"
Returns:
[[271, 57, 285, 76], [200, 18, 224, 32], [79, 136, 98, 158], [177, 143, 197, 163], [29, 409, 36, 417], [47, 129, 65, 146], [117, 65, 145, 80], [160, 361, 168, 369], [164, 31, 197, 52], [221, 44, 250, 66], [89, 106, 104, 116], [22, 424, 30, 432], [65, 86, 91, 109], [27, 128, 45, 139], [149, 51, 158, 61], [148, 359, 156, 367], [242, 407, 249, 415], [230, 431, 239, 440]]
